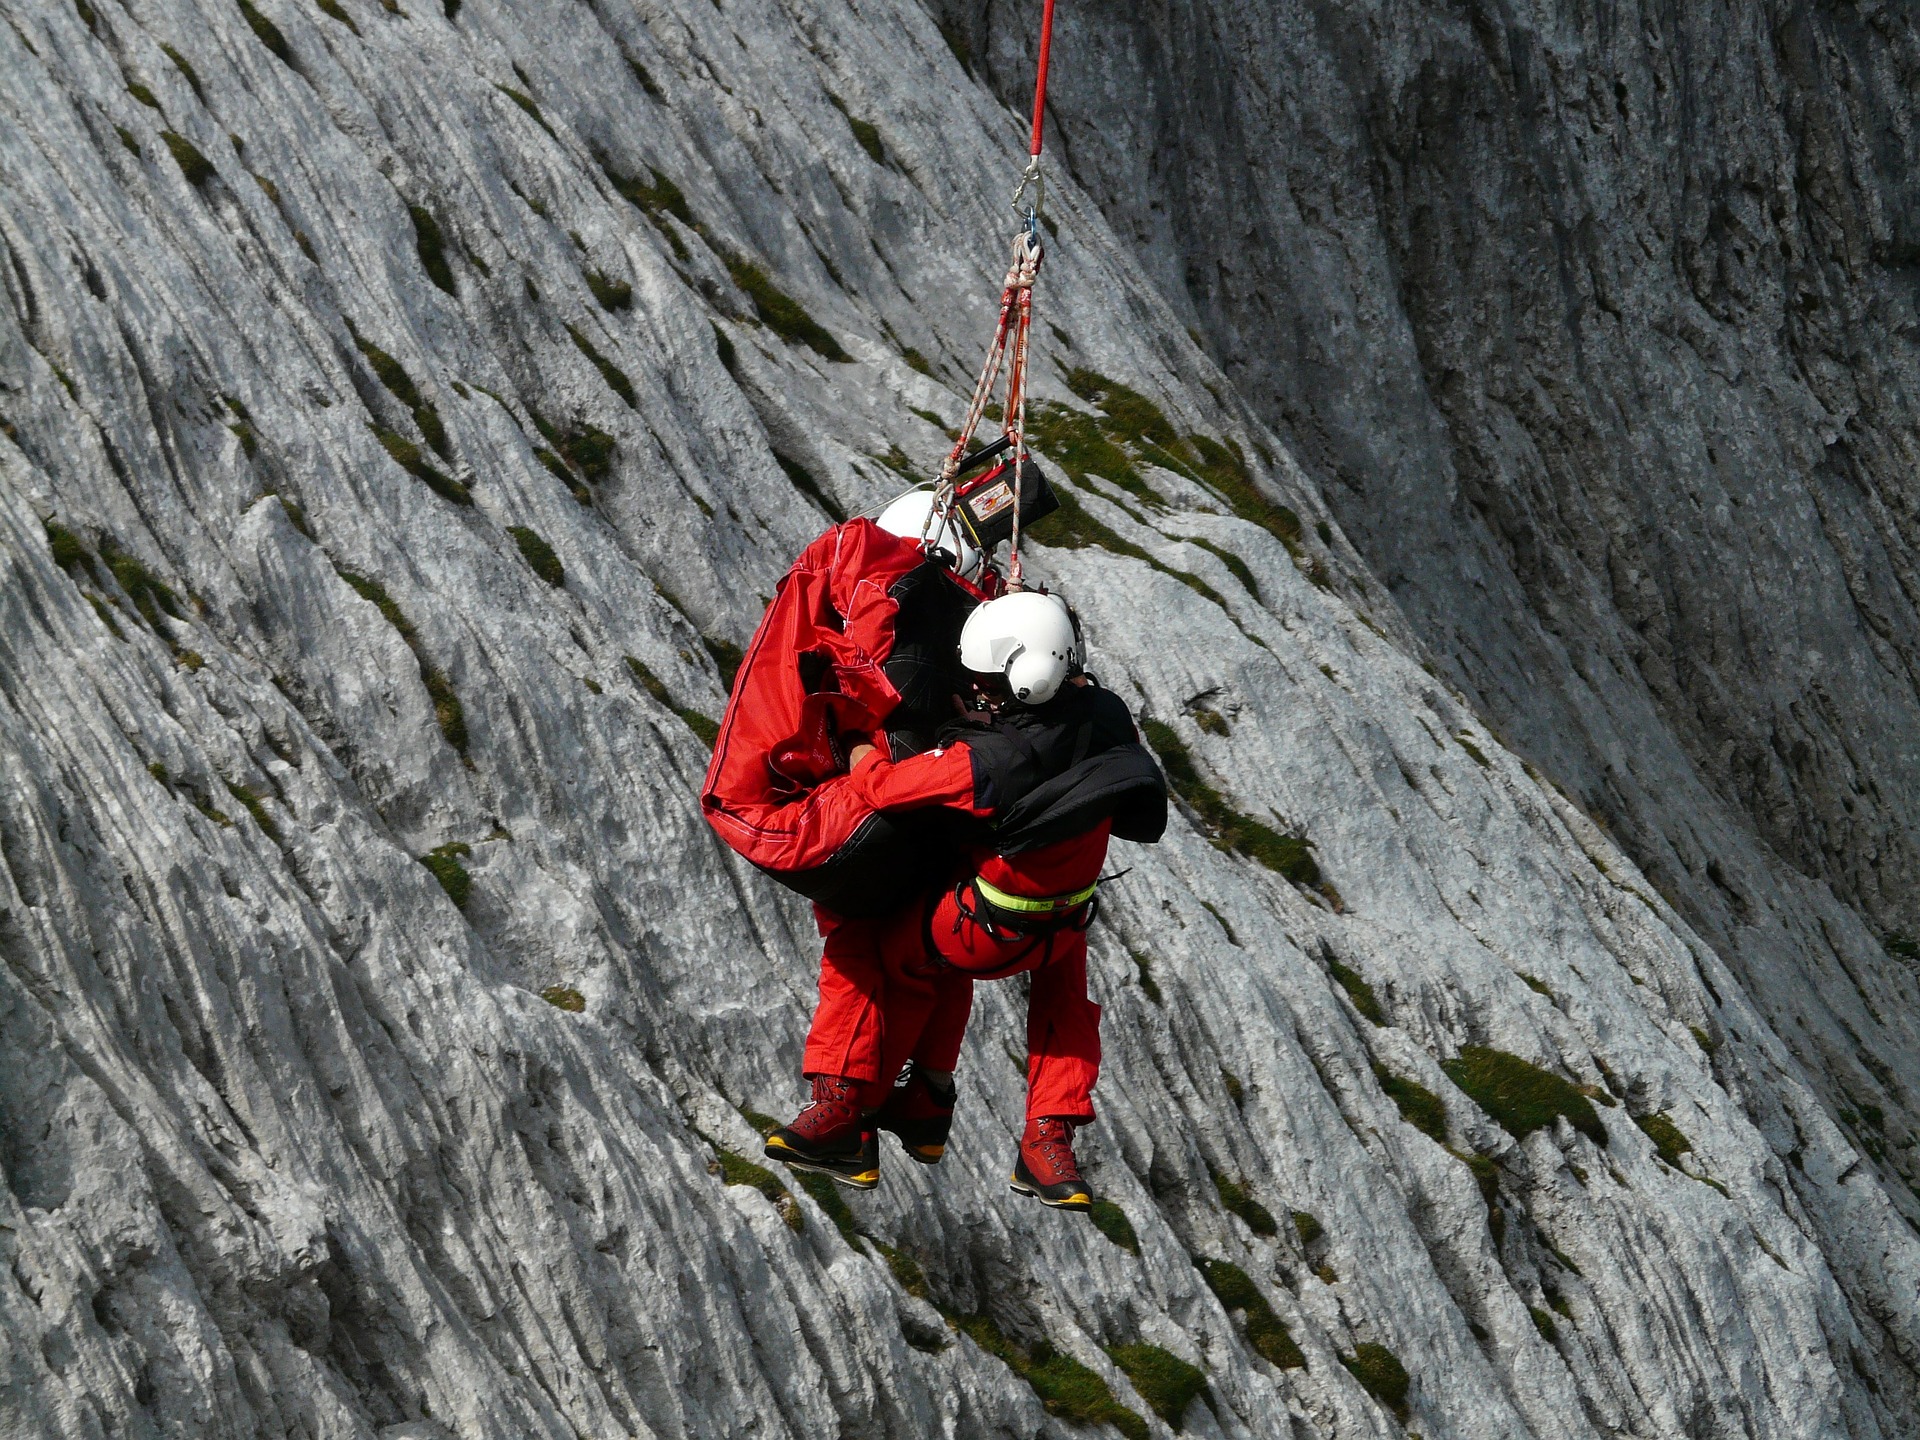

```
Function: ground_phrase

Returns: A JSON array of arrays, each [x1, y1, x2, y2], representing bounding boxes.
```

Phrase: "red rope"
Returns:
[[1028, 0, 1057, 157]]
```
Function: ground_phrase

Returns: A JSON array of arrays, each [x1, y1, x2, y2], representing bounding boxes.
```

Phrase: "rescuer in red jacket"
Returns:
[[764, 592, 1167, 1206]]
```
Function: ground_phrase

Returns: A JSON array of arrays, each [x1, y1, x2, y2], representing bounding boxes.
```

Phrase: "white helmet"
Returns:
[[875, 490, 984, 581], [959, 591, 1079, 704]]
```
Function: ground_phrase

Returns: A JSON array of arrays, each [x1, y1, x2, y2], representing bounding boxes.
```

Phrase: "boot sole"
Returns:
[[763, 1135, 880, 1190], [1008, 1175, 1093, 1209]]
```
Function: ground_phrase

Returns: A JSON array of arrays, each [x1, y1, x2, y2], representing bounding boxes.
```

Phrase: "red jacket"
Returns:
[[700, 520, 987, 889]]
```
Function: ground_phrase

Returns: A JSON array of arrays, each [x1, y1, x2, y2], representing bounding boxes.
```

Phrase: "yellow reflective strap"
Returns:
[[972, 874, 1097, 914]]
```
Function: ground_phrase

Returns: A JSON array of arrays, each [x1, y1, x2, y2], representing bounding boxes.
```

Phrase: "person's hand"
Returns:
[[847, 742, 877, 768]]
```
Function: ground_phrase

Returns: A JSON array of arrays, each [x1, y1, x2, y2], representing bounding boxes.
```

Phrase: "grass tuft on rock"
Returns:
[[702, 635, 745, 694], [419, 842, 473, 907], [540, 985, 584, 1012], [161, 45, 205, 102], [1199, 1258, 1305, 1368], [316, 0, 360, 32], [1107, 1344, 1209, 1430], [1340, 1342, 1411, 1420], [724, 255, 850, 361], [1210, 1169, 1277, 1236], [1635, 1111, 1693, 1166], [45, 520, 90, 572], [1375, 1065, 1447, 1142], [1088, 1199, 1138, 1254], [372, 427, 468, 504], [338, 570, 468, 754], [565, 324, 638, 407], [98, 537, 185, 628], [507, 525, 564, 587], [586, 268, 632, 311], [409, 206, 456, 295], [774, 454, 844, 521], [162, 131, 215, 186], [792, 1172, 859, 1244], [1142, 719, 1322, 886], [949, 1318, 1147, 1440], [826, 92, 886, 163], [713, 1149, 801, 1232], [1443, 1046, 1607, 1147], [625, 656, 719, 746], [224, 782, 280, 842], [1327, 957, 1384, 1023], [236, 0, 293, 63]]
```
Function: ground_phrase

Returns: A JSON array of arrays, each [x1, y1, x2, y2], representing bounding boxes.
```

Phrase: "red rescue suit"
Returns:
[[802, 746, 1114, 1122]]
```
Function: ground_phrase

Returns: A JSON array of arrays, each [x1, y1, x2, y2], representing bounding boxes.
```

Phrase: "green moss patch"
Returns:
[[702, 635, 745, 693], [338, 570, 468, 754], [494, 84, 555, 138], [45, 520, 89, 572], [507, 525, 564, 586], [237, 0, 293, 63], [1211, 1169, 1277, 1236], [1089, 1198, 1138, 1254], [316, 0, 360, 32], [565, 324, 638, 407], [541, 985, 585, 1012], [1142, 720, 1323, 886], [713, 1149, 801, 1232], [224, 782, 280, 842], [1185, 536, 1261, 600], [827, 93, 885, 163], [419, 841, 473, 907], [1291, 1210, 1324, 1246], [161, 131, 215, 186], [792, 1172, 859, 1244], [98, 537, 185, 628], [950, 1316, 1146, 1440], [1026, 401, 1165, 507], [774, 454, 844, 520], [1634, 1111, 1693, 1167], [409, 206, 456, 295], [624, 656, 719, 746], [585, 268, 632, 311], [1107, 1344, 1208, 1430], [1327, 957, 1384, 1023], [1374, 1066, 1447, 1142], [160, 45, 205, 102], [349, 323, 452, 460], [1442, 1046, 1606, 1147], [372, 426, 468, 504], [724, 256, 849, 361], [603, 162, 695, 257], [1340, 1342, 1410, 1420], [1199, 1258, 1304, 1368]]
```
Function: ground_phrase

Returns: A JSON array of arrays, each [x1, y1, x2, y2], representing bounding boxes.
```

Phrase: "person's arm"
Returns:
[[846, 742, 990, 816]]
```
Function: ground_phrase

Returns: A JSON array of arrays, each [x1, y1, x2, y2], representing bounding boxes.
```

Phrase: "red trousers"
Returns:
[[801, 828, 1108, 1123]]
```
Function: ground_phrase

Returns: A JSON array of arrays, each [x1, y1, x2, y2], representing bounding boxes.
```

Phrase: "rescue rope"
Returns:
[[925, 0, 1058, 593]]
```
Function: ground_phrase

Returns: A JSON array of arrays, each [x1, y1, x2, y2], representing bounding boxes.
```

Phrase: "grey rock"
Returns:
[[0, 1, 1915, 1438]]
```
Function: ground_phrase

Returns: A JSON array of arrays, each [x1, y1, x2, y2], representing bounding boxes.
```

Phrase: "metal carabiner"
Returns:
[[1008, 155, 1044, 223]]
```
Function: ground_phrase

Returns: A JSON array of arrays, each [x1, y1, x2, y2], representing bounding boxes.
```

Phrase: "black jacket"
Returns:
[[940, 682, 1168, 854]]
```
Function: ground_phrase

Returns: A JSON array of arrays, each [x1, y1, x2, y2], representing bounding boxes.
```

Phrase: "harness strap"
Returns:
[[972, 874, 1097, 914]]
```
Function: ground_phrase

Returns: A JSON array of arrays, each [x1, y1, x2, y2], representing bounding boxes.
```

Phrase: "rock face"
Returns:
[[0, 3, 1915, 1439]]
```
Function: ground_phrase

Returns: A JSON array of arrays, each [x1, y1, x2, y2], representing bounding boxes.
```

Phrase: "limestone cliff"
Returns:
[[1, 1, 1915, 1437]]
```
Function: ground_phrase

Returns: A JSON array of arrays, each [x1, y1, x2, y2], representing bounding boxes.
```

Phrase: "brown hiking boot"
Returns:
[[874, 1063, 956, 1164], [1009, 1116, 1092, 1209], [764, 1076, 880, 1189]]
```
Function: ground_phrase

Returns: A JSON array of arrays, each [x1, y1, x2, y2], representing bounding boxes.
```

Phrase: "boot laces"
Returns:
[[1028, 1118, 1080, 1179]]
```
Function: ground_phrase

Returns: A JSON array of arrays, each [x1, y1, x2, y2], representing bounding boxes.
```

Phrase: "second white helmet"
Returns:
[[875, 490, 984, 581], [959, 591, 1079, 704]]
